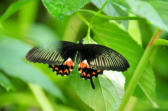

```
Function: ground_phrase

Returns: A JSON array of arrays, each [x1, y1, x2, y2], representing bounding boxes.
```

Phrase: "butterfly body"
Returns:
[[26, 41, 129, 89]]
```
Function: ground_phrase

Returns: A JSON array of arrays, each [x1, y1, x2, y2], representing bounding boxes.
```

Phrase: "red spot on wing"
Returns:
[[78, 61, 90, 69], [79, 69, 82, 73], [82, 72, 86, 76], [97, 70, 101, 73], [64, 69, 69, 73], [55, 67, 58, 70], [63, 58, 74, 71], [59, 70, 63, 73], [92, 72, 96, 75], [87, 74, 91, 77]]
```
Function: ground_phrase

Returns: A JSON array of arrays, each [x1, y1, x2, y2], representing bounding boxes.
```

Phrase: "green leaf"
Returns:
[[67, 33, 125, 111], [0, 72, 14, 91], [128, 19, 142, 45], [27, 24, 59, 46], [19, 0, 39, 34], [99, 71, 125, 111], [92, 21, 143, 81], [42, 0, 90, 19], [0, 36, 64, 100], [91, 0, 128, 17], [0, 92, 39, 107], [91, 0, 129, 27], [69, 69, 105, 111], [138, 19, 153, 48], [152, 46, 168, 77], [69, 67, 125, 111], [127, 18, 157, 107], [126, 0, 168, 31], [28, 83, 55, 111], [0, 0, 33, 22], [109, 0, 130, 12], [91, 21, 157, 106], [135, 64, 158, 108]]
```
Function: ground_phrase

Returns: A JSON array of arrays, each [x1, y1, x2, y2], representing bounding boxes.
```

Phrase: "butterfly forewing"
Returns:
[[26, 41, 77, 64]]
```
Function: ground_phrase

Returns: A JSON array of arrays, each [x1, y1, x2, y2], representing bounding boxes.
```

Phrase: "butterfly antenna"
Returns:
[[90, 78, 95, 89]]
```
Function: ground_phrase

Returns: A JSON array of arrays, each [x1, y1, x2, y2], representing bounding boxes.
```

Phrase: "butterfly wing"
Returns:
[[76, 44, 129, 89], [77, 44, 129, 71], [26, 41, 78, 76]]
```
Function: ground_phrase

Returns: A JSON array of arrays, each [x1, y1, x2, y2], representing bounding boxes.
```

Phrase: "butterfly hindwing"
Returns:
[[77, 59, 103, 89], [78, 60, 103, 79], [49, 58, 74, 76]]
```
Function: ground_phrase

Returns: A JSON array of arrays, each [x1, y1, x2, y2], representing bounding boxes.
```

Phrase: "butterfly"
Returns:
[[26, 40, 129, 89]]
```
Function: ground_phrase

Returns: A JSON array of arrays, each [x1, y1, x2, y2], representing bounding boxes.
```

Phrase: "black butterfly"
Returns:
[[26, 40, 129, 89]]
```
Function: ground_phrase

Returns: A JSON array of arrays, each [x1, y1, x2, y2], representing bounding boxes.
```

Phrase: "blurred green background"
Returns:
[[0, 0, 168, 111]]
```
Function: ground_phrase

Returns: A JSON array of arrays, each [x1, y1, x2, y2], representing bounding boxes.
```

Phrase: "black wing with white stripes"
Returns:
[[26, 41, 78, 65], [77, 44, 129, 71]]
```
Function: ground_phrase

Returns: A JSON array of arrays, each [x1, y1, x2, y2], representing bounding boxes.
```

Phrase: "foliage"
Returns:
[[0, 0, 168, 111]]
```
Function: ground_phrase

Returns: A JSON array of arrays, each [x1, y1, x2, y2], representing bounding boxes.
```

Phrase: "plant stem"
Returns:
[[19, 0, 38, 37], [119, 29, 162, 111], [76, 13, 91, 27], [28, 83, 54, 111], [97, 0, 109, 14], [86, 27, 91, 43], [0, 0, 33, 22], [154, 39, 168, 46], [90, 0, 109, 24], [79, 9, 141, 20]]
